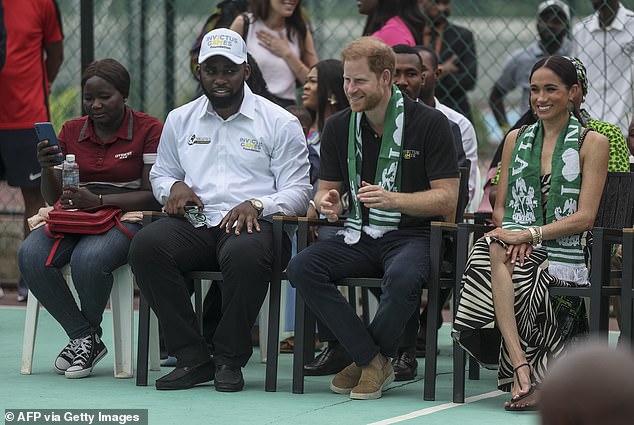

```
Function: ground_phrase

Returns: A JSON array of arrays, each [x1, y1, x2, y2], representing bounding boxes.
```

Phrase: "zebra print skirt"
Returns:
[[452, 237, 579, 392]]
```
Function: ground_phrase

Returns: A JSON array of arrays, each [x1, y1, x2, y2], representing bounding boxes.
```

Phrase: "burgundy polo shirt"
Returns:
[[58, 108, 163, 188]]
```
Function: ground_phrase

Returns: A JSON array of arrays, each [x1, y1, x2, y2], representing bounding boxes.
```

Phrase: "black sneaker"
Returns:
[[54, 340, 78, 374], [64, 333, 107, 379]]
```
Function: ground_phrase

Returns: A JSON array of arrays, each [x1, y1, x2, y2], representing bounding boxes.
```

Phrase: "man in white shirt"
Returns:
[[129, 28, 311, 392], [573, 0, 634, 137], [489, 0, 571, 133], [414, 46, 479, 209]]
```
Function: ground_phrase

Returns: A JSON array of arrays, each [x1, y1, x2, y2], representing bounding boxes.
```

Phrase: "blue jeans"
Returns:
[[287, 228, 431, 366], [18, 222, 141, 339]]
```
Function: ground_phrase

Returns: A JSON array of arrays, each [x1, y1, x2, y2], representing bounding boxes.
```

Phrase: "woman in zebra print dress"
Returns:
[[453, 56, 609, 411]]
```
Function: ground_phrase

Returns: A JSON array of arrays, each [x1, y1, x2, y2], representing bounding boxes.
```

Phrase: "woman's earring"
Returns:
[[328, 94, 337, 105]]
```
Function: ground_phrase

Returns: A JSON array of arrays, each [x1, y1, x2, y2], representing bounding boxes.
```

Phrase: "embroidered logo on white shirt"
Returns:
[[240, 137, 262, 152], [188, 134, 212, 145]]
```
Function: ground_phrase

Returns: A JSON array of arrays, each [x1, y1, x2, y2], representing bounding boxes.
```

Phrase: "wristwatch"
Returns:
[[248, 198, 264, 216]]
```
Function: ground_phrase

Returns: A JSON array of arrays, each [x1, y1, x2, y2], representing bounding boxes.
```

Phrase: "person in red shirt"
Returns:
[[0, 0, 64, 301], [18, 58, 163, 379]]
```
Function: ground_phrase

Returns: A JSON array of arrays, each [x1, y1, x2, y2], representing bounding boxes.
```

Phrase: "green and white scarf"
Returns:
[[340, 85, 404, 245], [503, 115, 589, 285]]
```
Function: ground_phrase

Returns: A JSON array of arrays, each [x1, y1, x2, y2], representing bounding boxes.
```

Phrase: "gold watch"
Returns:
[[249, 198, 264, 216]]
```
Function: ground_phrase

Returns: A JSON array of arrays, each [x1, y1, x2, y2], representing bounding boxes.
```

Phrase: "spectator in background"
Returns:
[[18, 59, 163, 379], [129, 29, 311, 392], [0, 0, 64, 302], [489, 0, 571, 134], [357, 0, 426, 46], [301, 59, 349, 189], [573, 0, 634, 137], [540, 342, 634, 425], [419, 0, 476, 121], [231, 0, 318, 106], [567, 56, 630, 173], [415, 46, 478, 208]]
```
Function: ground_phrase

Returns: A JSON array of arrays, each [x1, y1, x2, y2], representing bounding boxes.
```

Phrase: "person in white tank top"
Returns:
[[231, 0, 318, 106]]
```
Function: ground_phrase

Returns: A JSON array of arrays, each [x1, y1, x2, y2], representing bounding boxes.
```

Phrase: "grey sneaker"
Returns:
[[65, 333, 107, 379], [54, 340, 78, 374]]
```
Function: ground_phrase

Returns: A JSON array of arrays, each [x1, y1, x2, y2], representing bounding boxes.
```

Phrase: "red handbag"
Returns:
[[44, 201, 134, 266]]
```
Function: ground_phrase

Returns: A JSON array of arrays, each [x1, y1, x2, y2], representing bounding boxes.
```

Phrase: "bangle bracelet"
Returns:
[[537, 226, 543, 244], [98, 194, 103, 206], [308, 200, 316, 210]]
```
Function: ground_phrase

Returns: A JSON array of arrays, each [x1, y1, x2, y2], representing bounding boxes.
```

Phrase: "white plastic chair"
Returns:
[[21, 264, 139, 378]]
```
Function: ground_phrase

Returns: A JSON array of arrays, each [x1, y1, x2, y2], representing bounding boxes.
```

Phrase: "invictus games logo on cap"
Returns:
[[208, 34, 239, 50], [198, 28, 247, 65]]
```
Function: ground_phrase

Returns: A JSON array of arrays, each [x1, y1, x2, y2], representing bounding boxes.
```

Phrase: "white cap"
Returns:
[[537, 0, 570, 21], [198, 28, 248, 65], [66, 154, 76, 162]]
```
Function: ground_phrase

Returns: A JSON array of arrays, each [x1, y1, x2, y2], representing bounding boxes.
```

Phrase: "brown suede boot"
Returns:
[[329, 362, 361, 394], [349, 360, 395, 400]]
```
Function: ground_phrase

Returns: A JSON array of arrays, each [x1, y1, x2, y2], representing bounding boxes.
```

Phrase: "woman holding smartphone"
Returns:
[[18, 58, 163, 379]]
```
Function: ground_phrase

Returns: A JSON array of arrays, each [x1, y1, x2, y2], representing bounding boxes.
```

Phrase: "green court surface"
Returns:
[[1, 305, 541, 425]]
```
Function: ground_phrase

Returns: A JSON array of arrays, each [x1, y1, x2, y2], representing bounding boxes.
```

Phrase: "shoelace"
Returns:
[[59, 341, 77, 360], [70, 336, 93, 366], [59, 339, 77, 363]]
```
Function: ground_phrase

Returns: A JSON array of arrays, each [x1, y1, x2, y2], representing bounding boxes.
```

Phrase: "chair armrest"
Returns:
[[297, 216, 345, 227], [462, 212, 492, 224], [431, 221, 458, 230], [272, 215, 300, 224]]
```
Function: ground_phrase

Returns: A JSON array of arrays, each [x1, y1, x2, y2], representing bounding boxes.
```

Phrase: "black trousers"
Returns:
[[288, 229, 431, 366], [129, 217, 290, 368]]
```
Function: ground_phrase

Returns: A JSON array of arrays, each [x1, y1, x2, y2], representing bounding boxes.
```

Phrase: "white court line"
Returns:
[[367, 390, 505, 425]]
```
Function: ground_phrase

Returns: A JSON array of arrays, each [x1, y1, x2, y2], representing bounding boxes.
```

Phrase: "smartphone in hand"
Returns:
[[184, 204, 206, 228], [34, 122, 63, 164]]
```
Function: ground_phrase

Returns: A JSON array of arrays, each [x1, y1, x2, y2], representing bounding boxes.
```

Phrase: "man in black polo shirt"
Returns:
[[287, 37, 458, 400]]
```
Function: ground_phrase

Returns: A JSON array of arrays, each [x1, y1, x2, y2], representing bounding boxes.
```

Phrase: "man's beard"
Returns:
[[202, 83, 244, 110]]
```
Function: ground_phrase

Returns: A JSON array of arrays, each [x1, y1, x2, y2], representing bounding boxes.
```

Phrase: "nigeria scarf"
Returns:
[[339, 85, 404, 245], [502, 115, 589, 285]]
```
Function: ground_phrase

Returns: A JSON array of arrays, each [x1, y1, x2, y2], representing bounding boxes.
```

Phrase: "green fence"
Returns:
[[1, 0, 633, 282]]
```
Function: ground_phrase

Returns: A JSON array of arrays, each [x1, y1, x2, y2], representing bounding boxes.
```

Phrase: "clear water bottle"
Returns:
[[62, 154, 80, 190]]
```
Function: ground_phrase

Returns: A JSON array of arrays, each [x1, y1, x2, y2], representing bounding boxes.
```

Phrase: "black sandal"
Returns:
[[505, 363, 538, 411]]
